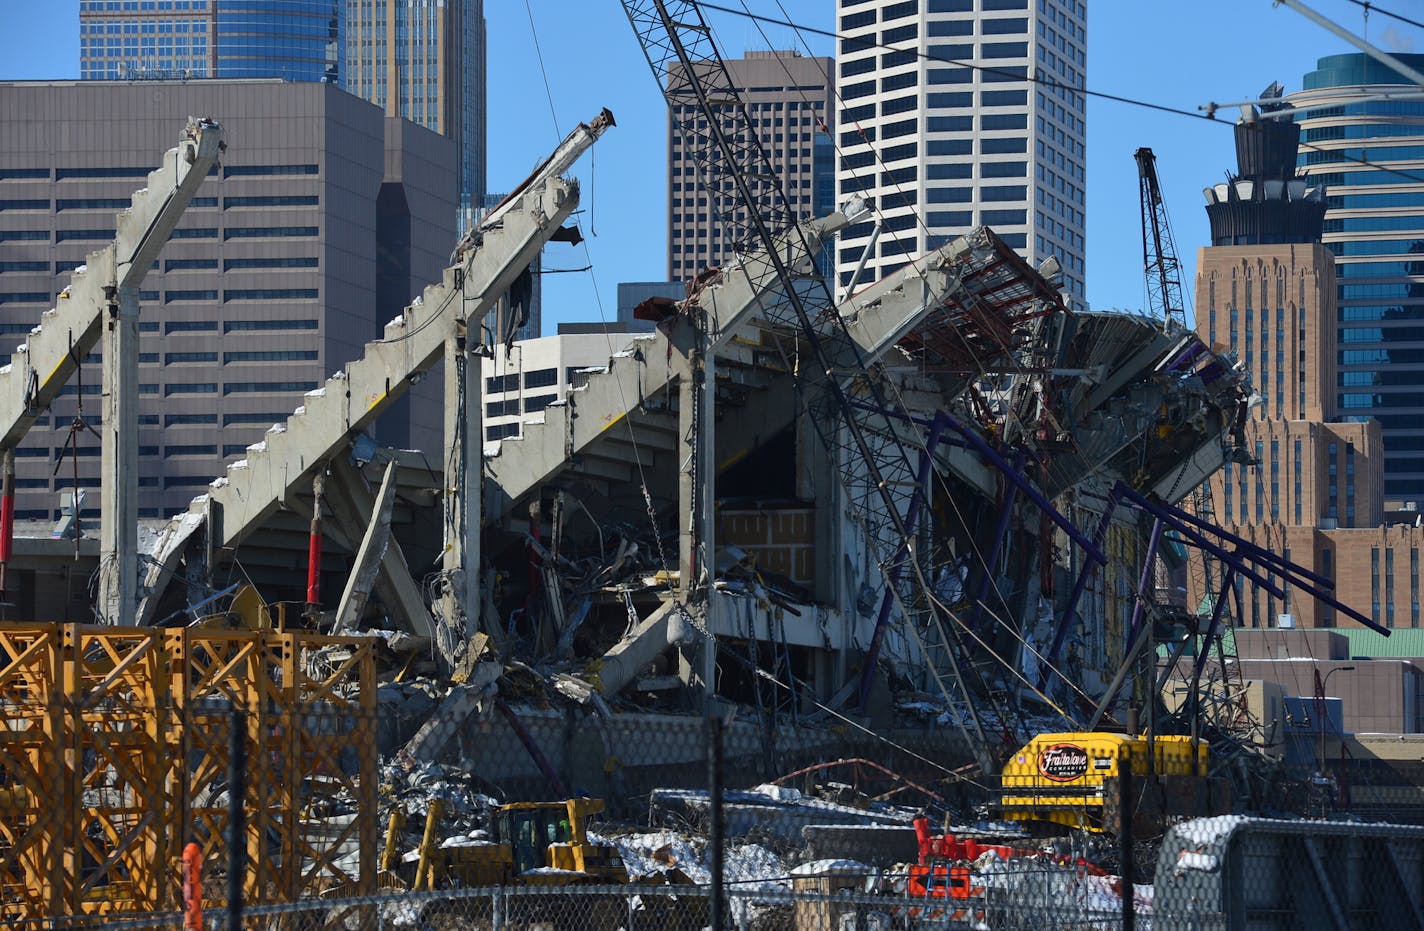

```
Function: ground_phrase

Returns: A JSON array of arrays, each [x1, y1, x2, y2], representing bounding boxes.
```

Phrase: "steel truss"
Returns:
[[0, 625, 375, 921]]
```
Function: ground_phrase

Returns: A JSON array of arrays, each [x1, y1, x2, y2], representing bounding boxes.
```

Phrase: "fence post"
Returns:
[[493, 887, 505, 931], [228, 706, 247, 931], [709, 714, 725, 931], [1120, 764, 1134, 931]]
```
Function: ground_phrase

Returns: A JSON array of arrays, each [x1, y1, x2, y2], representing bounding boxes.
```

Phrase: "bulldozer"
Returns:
[[382, 797, 629, 889]]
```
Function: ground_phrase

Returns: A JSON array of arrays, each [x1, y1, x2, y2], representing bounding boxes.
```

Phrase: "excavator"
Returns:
[[380, 797, 629, 890]]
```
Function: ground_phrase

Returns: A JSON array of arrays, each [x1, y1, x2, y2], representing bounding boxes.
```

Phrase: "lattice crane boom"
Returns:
[[620, 0, 1020, 772], [1135, 147, 1187, 330]]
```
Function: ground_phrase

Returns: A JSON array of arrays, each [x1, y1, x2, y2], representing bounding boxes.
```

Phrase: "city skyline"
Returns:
[[0, 3, 1416, 328]]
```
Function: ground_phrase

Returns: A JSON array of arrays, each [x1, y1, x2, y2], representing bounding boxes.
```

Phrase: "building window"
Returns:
[[223, 319, 317, 332], [1294, 440, 1302, 524], [1388, 548, 1397, 627], [223, 227, 318, 240], [165, 289, 218, 302], [223, 289, 318, 301], [223, 257, 318, 270], [224, 381, 318, 395], [1345, 442, 1356, 525], [224, 350, 318, 363], [1327, 442, 1338, 520], [223, 164, 318, 177], [1372, 547, 1381, 625], [524, 368, 558, 390], [487, 423, 520, 441], [223, 195, 318, 208], [1412, 547, 1419, 628]]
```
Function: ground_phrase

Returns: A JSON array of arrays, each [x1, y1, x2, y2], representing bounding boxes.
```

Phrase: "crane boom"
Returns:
[[620, 0, 1033, 773], [1135, 147, 1187, 330]]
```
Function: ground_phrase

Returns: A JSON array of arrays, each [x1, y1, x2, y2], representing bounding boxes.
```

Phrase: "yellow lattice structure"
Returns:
[[0, 624, 376, 922]]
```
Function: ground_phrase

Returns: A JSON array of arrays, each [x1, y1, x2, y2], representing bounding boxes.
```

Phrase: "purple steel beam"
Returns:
[[1123, 518, 1164, 661], [857, 418, 947, 710], [1146, 492, 1334, 591], [1116, 489, 1286, 599], [1117, 484, 1388, 635], [1039, 487, 1122, 692], [1192, 565, 1236, 687], [936, 412, 1107, 566], [1164, 341, 1207, 373], [968, 449, 1025, 634]]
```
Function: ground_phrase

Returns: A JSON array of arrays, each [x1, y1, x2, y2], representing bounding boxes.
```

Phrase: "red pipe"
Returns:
[[306, 471, 325, 609], [305, 531, 321, 605], [0, 451, 13, 594]]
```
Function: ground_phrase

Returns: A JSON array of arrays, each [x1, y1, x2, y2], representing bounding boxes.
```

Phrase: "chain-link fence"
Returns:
[[7, 622, 1423, 929]]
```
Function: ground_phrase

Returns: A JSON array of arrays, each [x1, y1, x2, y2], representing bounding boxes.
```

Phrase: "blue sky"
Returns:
[[2, 2, 1418, 329]]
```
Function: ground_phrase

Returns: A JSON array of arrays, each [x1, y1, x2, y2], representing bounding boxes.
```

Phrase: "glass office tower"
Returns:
[[79, 0, 343, 83], [1291, 53, 1424, 503]]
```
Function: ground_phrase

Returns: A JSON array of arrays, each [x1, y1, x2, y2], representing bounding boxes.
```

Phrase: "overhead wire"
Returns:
[[718, 2, 1063, 738], [1344, 0, 1424, 31], [703, 0, 1424, 189], [732, 0, 1112, 708], [511, 5, 937, 768]]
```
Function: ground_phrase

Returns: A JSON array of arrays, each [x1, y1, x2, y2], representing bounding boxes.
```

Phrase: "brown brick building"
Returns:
[[1192, 98, 1424, 632]]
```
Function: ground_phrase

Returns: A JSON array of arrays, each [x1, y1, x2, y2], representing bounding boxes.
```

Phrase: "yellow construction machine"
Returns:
[[382, 797, 629, 889], [999, 731, 1229, 834]]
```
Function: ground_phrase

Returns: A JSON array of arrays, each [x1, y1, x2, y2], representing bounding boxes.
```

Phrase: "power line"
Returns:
[[700, 1, 1424, 187], [1346, 0, 1424, 31], [699, 1, 1208, 122]]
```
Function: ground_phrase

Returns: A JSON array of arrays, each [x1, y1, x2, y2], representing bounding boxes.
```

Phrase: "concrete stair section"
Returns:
[[134, 172, 582, 622], [0, 120, 223, 448], [484, 211, 850, 523]]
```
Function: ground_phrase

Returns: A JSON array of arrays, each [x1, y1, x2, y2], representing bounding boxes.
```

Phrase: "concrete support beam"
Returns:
[[98, 287, 140, 625], [437, 333, 482, 669], [0, 119, 223, 453], [333, 459, 400, 631], [203, 172, 580, 553], [484, 211, 849, 524], [595, 601, 678, 697], [325, 457, 434, 646]]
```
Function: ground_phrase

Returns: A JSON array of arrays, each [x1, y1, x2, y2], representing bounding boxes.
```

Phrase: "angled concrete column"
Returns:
[[98, 286, 139, 625], [438, 332, 481, 669]]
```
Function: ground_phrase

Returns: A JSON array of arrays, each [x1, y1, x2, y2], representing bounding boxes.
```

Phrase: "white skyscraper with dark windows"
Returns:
[[834, 0, 1086, 309]]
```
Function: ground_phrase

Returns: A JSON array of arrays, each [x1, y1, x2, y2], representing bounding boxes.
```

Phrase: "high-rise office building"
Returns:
[[79, 0, 344, 82], [667, 50, 834, 282], [1194, 93, 1424, 631], [79, 1, 484, 212], [345, 0, 486, 214], [0, 80, 456, 520], [833, 0, 1086, 309], [1289, 53, 1424, 504]]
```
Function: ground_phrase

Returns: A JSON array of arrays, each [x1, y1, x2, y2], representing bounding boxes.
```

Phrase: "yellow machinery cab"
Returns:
[[1000, 732, 1209, 832]]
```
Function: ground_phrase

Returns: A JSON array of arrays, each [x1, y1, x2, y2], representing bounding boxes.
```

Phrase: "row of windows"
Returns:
[[0, 164, 317, 181], [1, 257, 319, 276], [0, 226, 318, 244], [161, 381, 319, 397], [79, 1, 208, 10], [839, 88, 1026, 125], [160, 350, 318, 364]]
